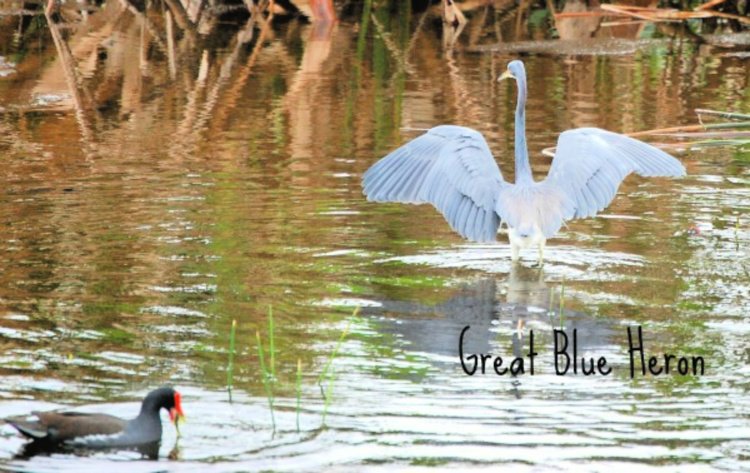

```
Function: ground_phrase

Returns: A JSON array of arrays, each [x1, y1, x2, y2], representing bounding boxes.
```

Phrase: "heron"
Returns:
[[361, 60, 685, 265]]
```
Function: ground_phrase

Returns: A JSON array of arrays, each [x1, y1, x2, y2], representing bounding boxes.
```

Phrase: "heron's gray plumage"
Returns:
[[361, 60, 686, 263], [545, 128, 686, 222], [495, 182, 573, 239], [362, 125, 506, 242]]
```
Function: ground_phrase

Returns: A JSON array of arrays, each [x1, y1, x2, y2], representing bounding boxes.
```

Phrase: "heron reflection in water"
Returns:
[[362, 60, 685, 265]]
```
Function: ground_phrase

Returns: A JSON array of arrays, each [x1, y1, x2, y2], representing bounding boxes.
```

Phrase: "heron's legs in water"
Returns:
[[510, 237, 545, 266], [511, 243, 520, 262], [537, 240, 545, 267]]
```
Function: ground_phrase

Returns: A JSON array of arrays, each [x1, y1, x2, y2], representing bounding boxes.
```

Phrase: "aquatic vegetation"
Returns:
[[242, 306, 358, 431]]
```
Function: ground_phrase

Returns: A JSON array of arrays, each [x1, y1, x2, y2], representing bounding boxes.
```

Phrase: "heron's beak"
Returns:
[[498, 70, 514, 82]]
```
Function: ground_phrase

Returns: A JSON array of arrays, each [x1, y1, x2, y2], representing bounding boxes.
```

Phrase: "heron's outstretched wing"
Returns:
[[362, 125, 506, 242], [544, 128, 685, 220]]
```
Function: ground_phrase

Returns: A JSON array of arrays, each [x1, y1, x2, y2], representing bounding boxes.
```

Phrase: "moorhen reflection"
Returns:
[[5, 386, 184, 459]]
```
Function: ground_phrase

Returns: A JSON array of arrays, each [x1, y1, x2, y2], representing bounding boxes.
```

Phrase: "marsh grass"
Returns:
[[231, 306, 358, 432]]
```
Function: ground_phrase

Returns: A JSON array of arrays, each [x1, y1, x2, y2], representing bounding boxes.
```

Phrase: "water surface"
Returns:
[[0, 4, 749, 471]]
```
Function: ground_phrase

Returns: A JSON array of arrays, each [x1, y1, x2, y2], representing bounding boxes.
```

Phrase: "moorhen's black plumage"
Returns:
[[5, 386, 184, 456]]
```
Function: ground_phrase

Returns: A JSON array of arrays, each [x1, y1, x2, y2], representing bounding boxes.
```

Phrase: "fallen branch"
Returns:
[[628, 121, 750, 137], [600, 3, 750, 25], [553, 10, 614, 19], [696, 0, 728, 11], [542, 121, 750, 156], [600, 4, 710, 21], [0, 8, 42, 15], [695, 109, 750, 121], [710, 10, 750, 25], [651, 131, 750, 138], [601, 19, 650, 27]]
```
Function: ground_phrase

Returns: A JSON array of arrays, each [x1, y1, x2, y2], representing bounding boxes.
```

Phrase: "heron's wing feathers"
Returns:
[[544, 128, 685, 219], [362, 125, 506, 242]]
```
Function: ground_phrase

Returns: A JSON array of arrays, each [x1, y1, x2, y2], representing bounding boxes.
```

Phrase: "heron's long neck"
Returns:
[[514, 78, 533, 185]]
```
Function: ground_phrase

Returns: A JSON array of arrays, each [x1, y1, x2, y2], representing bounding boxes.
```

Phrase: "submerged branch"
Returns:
[[696, 109, 750, 121], [543, 120, 750, 156], [600, 4, 750, 25], [628, 121, 750, 137], [696, 0, 729, 10], [651, 131, 750, 138]]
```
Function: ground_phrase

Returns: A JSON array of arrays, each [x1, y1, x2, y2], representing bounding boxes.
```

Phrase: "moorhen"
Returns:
[[5, 386, 184, 457]]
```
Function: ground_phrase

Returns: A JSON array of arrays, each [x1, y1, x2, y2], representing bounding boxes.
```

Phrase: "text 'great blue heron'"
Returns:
[[362, 60, 685, 265]]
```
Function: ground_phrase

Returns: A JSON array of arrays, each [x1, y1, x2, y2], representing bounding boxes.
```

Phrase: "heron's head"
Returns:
[[498, 60, 526, 83]]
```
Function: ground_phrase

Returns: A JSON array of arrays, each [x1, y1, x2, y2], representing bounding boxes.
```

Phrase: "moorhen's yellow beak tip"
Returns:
[[169, 408, 186, 424], [170, 391, 186, 425], [174, 410, 185, 422]]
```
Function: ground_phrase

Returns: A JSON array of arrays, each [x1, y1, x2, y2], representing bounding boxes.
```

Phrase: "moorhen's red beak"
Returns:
[[169, 391, 185, 424]]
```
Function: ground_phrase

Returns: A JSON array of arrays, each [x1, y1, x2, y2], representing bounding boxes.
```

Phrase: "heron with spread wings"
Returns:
[[362, 60, 685, 265]]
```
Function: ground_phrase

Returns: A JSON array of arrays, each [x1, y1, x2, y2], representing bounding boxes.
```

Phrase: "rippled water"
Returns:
[[0, 3, 749, 472]]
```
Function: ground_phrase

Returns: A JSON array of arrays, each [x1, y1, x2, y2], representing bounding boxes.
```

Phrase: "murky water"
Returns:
[[0, 3, 749, 471]]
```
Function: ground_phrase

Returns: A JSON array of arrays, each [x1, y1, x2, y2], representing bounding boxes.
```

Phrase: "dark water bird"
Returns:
[[362, 60, 686, 265], [5, 386, 184, 458]]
